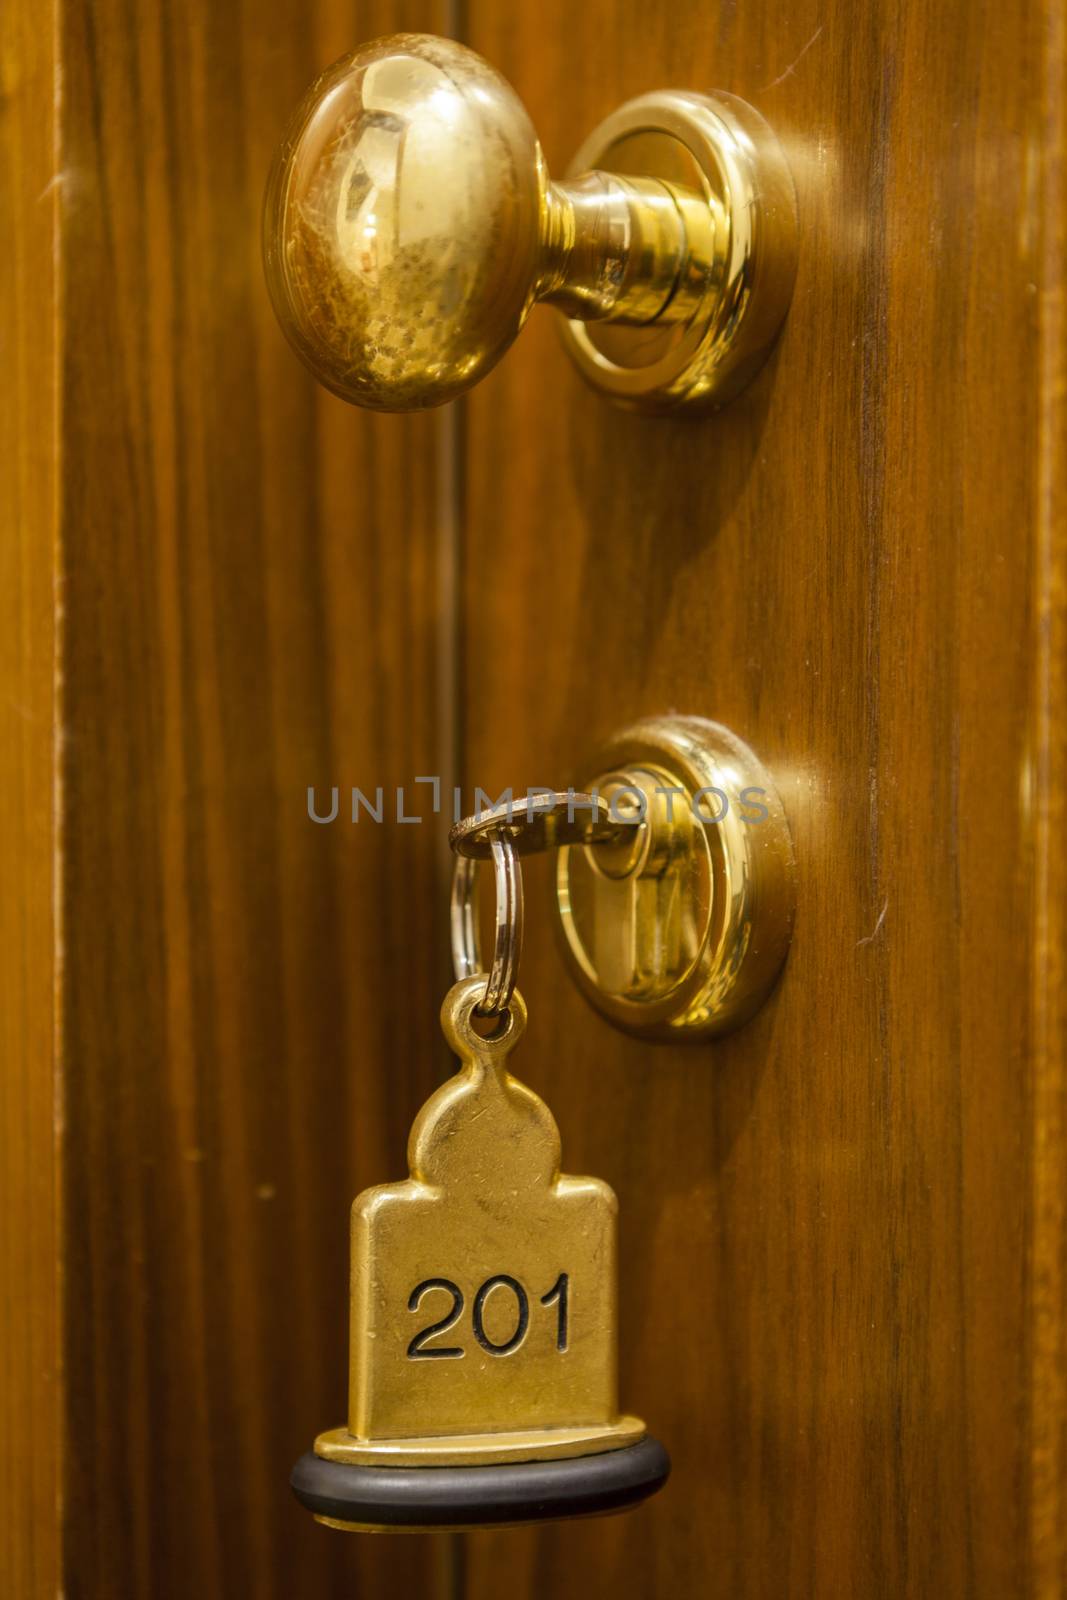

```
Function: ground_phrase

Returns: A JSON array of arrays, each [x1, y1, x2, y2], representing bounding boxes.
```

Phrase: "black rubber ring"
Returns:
[[291, 1436, 670, 1529]]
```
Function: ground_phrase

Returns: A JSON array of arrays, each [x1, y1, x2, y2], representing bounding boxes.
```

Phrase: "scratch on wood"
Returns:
[[856, 897, 888, 947], [762, 24, 824, 90]]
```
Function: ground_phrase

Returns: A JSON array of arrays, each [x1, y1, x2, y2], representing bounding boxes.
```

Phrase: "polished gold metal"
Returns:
[[555, 716, 796, 1038], [312, 976, 644, 1469], [263, 34, 796, 413], [560, 94, 798, 409], [316, 1418, 646, 1469]]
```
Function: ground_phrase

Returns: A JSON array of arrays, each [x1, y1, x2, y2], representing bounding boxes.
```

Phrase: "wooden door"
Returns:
[[455, 3, 1067, 1596], [2, 1, 1065, 1598]]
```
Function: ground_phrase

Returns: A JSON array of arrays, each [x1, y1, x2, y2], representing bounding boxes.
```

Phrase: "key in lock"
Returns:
[[291, 796, 669, 1532]]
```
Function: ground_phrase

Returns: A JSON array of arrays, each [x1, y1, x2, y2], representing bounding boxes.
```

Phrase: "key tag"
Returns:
[[291, 796, 670, 1532]]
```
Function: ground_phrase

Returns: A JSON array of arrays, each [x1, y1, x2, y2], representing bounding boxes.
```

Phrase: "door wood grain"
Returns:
[[0, 1, 61, 1593], [2, 0, 460, 1595], [457, 1, 1067, 1596], [4, 0, 1065, 1596]]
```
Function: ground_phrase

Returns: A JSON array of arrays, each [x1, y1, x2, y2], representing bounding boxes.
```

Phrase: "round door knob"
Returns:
[[264, 34, 797, 413]]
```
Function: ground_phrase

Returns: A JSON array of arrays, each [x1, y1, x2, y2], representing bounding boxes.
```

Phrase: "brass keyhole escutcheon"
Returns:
[[554, 717, 796, 1038]]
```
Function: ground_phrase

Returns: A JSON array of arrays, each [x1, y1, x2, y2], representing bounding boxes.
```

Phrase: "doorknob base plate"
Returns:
[[560, 91, 797, 413], [291, 1436, 670, 1531], [554, 716, 796, 1038]]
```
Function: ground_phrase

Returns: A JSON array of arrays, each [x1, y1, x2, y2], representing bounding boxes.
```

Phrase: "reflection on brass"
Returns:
[[316, 1418, 645, 1469], [561, 96, 798, 410], [264, 34, 796, 412], [555, 717, 796, 1038], [312, 977, 644, 1470]]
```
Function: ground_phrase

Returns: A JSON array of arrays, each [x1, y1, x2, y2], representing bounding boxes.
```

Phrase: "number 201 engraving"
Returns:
[[407, 1272, 570, 1359], [405, 1278, 464, 1359]]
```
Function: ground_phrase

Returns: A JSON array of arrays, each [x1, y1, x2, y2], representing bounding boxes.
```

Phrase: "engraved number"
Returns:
[[406, 1278, 465, 1359], [472, 1274, 529, 1355], [540, 1271, 570, 1351], [406, 1272, 568, 1360]]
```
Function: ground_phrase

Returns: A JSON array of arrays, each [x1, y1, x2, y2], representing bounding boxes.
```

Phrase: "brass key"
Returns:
[[290, 793, 668, 1532]]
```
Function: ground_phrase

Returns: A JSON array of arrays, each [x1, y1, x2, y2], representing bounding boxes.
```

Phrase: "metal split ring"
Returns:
[[448, 791, 640, 1017], [450, 834, 524, 1017]]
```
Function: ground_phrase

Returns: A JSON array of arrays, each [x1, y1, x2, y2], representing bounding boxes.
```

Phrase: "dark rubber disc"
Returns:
[[291, 1436, 670, 1530]]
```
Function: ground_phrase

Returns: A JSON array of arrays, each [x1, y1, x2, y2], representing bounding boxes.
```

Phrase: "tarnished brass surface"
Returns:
[[264, 34, 795, 412], [555, 716, 796, 1038], [313, 977, 645, 1467]]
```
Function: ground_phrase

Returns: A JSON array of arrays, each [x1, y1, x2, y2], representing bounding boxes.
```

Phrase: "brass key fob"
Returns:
[[291, 975, 669, 1531]]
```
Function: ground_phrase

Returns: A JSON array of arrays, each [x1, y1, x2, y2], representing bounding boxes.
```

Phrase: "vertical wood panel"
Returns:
[[50, 0, 455, 1595], [459, 1, 1061, 1595], [1031, 1, 1067, 1586], [0, 0, 60, 1593], [5, 1, 1063, 1594]]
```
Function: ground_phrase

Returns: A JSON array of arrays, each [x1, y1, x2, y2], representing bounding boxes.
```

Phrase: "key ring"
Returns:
[[450, 837, 524, 1017], [449, 792, 640, 1017]]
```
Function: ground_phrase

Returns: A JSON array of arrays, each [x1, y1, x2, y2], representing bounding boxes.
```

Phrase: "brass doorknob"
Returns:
[[264, 34, 797, 413]]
